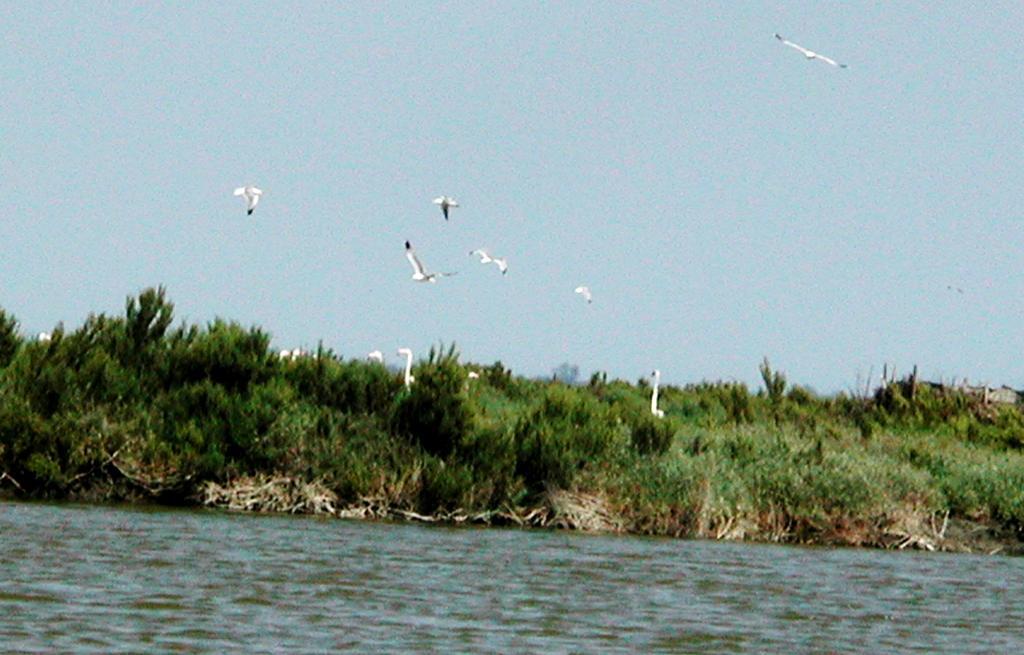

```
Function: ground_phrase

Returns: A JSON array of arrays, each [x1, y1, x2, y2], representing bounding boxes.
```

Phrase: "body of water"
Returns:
[[1, 501, 1021, 653]]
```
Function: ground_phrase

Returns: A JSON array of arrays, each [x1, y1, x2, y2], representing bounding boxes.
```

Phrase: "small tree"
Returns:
[[126, 287, 174, 353], [0, 308, 20, 368], [760, 357, 787, 402]]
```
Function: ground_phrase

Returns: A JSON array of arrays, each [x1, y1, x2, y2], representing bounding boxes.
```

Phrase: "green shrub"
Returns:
[[392, 345, 473, 458], [456, 424, 521, 507], [514, 385, 627, 492], [483, 361, 514, 392], [418, 456, 476, 512], [0, 309, 20, 368], [163, 319, 273, 392], [123, 286, 175, 369], [283, 352, 399, 416], [0, 389, 50, 490], [760, 357, 787, 403], [630, 415, 674, 456], [6, 286, 1024, 544], [612, 402, 675, 456]]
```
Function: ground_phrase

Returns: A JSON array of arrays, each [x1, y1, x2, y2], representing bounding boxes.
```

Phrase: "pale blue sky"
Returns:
[[2, 2, 1022, 391]]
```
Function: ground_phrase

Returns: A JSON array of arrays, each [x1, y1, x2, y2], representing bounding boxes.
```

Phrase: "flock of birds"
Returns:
[[241, 33, 850, 418]]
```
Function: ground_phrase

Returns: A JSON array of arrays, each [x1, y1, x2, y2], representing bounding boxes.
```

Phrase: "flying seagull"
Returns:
[[433, 196, 459, 220], [233, 186, 264, 214], [469, 248, 509, 275], [405, 240, 456, 283], [774, 33, 847, 68], [574, 286, 592, 304]]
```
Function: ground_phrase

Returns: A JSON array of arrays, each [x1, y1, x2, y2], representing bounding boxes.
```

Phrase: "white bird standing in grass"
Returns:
[[651, 369, 665, 418], [397, 348, 415, 388], [574, 286, 592, 304], [37, 332, 51, 343], [774, 33, 847, 68], [233, 186, 264, 215], [367, 350, 384, 363], [469, 249, 509, 275], [433, 196, 459, 220], [405, 241, 456, 283]]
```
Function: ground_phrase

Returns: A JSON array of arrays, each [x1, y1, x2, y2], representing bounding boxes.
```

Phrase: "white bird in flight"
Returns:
[[233, 186, 264, 215], [774, 33, 847, 68], [574, 286, 592, 304], [433, 196, 459, 220], [469, 249, 509, 275], [405, 241, 456, 283], [367, 350, 384, 363]]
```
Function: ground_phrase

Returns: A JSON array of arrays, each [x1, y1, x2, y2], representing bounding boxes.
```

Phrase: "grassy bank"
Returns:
[[2, 288, 1023, 554]]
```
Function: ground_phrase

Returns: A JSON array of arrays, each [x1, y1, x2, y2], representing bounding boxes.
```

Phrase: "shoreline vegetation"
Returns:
[[2, 288, 1022, 555]]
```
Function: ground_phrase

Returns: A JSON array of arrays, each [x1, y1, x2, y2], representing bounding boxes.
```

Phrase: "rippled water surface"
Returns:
[[1, 501, 1022, 653]]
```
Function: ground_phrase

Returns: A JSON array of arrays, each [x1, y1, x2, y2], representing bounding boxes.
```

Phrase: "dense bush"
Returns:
[[514, 385, 627, 492], [627, 412, 675, 456], [392, 344, 474, 458], [0, 310, 20, 369], [1, 288, 1024, 548]]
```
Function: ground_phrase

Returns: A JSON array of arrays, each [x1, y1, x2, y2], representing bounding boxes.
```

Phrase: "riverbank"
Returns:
[[7, 472, 1019, 555], [1, 289, 1023, 555], [189, 474, 1024, 556]]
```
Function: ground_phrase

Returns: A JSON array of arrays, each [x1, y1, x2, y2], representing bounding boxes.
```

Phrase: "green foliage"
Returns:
[[629, 415, 674, 456], [2, 289, 1024, 547], [514, 385, 627, 492], [455, 424, 521, 507], [283, 350, 400, 416], [124, 286, 174, 369], [760, 357, 787, 402], [698, 382, 756, 426], [483, 361, 514, 392], [392, 344, 474, 458], [0, 309, 20, 369], [608, 399, 675, 456], [164, 319, 273, 392], [0, 389, 49, 490]]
